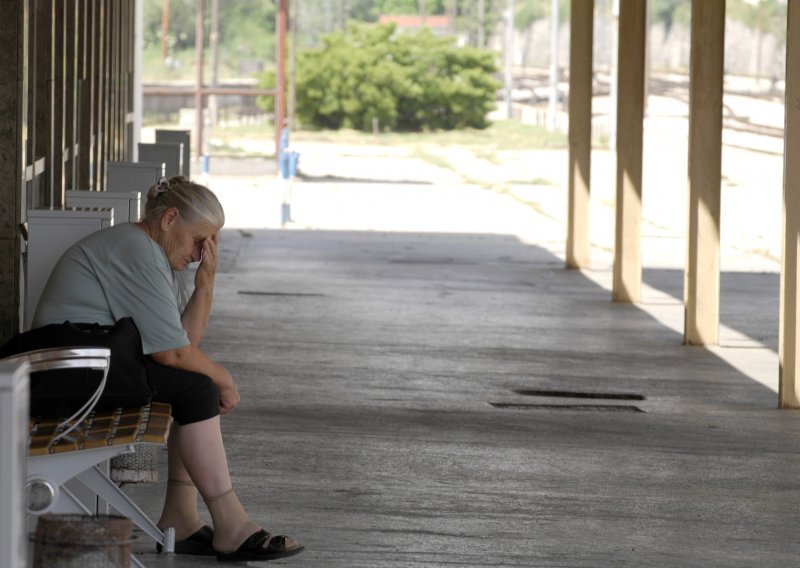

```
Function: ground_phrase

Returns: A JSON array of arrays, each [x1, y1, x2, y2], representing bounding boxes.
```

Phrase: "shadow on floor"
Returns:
[[124, 229, 799, 568], [644, 267, 780, 351]]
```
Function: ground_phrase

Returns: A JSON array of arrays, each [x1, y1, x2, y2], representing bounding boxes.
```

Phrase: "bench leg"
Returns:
[[50, 483, 94, 515], [75, 465, 164, 547]]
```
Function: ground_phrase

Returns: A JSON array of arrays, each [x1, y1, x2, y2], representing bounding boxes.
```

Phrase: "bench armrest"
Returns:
[[2, 346, 111, 444]]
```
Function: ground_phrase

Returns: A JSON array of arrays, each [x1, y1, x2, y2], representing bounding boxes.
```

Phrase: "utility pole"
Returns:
[[548, 0, 559, 131], [209, 0, 220, 127], [447, 0, 457, 34], [289, 0, 297, 129], [161, 0, 170, 61], [195, 0, 205, 158], [276, 0, 287, 158], [504, 0, 515, 119], [478, 0, 485, 47], [610, 0, 619, 148]]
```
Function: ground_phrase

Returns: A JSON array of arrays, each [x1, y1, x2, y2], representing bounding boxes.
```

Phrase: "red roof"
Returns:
[[378, 14, 452, 30]]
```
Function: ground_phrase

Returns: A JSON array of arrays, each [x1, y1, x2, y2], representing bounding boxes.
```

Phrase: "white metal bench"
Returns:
[[4, 346, 173, 566]]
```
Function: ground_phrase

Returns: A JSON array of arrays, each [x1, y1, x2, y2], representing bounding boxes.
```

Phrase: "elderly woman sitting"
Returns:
[[33, 176, 303, 562]]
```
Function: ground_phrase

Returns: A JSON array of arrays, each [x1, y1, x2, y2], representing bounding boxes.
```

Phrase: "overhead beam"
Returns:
[[684, 0, 725, 346]]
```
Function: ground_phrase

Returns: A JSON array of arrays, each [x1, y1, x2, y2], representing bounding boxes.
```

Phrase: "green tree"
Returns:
[[514, 0, 570, 30], [142, 0, 275, 64], [728, 0, 786, 82], [274, 23, 500, 132], [650, 0, 691, 37]]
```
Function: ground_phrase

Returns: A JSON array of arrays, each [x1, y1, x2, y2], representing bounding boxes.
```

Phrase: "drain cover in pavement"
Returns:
[[237, 291, 325, 297], [513, 389, 645, 401], [489, 402, 644, 412]]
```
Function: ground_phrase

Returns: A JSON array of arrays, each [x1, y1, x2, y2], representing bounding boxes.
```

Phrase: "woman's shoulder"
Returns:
[[79, 223, 162, 263]]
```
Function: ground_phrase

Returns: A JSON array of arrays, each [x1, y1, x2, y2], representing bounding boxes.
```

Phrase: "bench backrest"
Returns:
[[138, 142, 183, 178], [155, 130, 191, 177], [25, 209, 114, 331], [107, 161, 162, 194], [65, 190, 141, 223]]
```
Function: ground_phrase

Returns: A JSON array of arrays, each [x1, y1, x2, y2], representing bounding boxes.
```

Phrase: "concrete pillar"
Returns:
[[33, 0, 53, 207], [133, 0, 143, 161], [77, 0, 93, 189], [0, 0, 27, 341], [91, 0, 105, 190], [52, 0, 65, 205], [612, 0, 646, 303], [780, 0, 800, 408], [64, 0, 78, 191], [98, 0, 110, 189], [684, 0, 725, 346], [566, 0, 594, 269]]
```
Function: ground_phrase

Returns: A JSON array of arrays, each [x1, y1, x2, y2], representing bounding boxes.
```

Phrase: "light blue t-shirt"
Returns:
[[32, 223, 190, 355]]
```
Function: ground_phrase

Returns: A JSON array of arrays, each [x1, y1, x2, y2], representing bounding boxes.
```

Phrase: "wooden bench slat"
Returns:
[[29, 402, 172, 456]]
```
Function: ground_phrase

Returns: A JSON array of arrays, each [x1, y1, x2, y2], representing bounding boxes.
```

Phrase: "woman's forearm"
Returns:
[[181, 285, 213, 345], [150, 343, 232, 390]]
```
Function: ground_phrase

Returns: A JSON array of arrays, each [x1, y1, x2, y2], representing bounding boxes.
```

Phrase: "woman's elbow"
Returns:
[[149, 345, 191, 367]]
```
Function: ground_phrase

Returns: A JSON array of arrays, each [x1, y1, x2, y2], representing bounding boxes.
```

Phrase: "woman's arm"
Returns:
[[150, 342, 240, 413], [181, 234, 218, 345]]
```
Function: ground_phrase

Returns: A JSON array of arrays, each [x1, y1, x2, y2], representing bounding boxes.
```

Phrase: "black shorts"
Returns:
[[145, 358, 219, 425]]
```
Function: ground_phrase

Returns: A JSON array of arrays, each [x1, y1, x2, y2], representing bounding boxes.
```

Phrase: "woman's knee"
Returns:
[[172, 374, 219, 425]]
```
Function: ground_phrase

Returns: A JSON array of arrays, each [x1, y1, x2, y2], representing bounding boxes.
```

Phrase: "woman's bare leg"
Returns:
[[164, 416, 267, 552], [157, 424, 207, 539]]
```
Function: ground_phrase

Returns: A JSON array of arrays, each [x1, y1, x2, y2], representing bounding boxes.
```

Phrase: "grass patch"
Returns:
[[293, 120, 567, 151], [410, 148, 452, 170], [142, 120, 568, 168]]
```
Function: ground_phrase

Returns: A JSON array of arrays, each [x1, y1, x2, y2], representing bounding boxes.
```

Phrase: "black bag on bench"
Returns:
[[0, 317, 154, 417]]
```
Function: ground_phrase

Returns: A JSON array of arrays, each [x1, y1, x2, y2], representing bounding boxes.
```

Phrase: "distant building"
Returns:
[[378, 14, 454, 36]]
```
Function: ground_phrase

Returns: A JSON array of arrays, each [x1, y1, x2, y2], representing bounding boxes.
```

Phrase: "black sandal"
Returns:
[[156, 525, 215, 556], [215, 529, 304, 562]]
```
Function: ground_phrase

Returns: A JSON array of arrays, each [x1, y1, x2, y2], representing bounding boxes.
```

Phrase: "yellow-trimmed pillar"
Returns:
[[684, 0, 725, 346], [612, 0, 646, 302], [779, 0, 800, 407], [566, 0, 594, 269]]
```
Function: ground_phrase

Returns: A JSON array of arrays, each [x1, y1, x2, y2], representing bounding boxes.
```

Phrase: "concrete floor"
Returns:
[[105, 109, 800, 566], [119, 213, 800, 566]]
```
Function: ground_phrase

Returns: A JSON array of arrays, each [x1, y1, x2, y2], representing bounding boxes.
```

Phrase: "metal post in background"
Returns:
[[194, 0, 205, 160], [504, 0, 514, 119], [478, 0, 485, 47], [209, 0, 220, 128], [275, 0, 287, 160], [289, 0, 297, 130], [133, 0, 143, 161], [548, 0, 559, 131]]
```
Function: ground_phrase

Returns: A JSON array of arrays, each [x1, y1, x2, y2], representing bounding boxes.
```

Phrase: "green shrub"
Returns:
[[261, 23, 500, 132]]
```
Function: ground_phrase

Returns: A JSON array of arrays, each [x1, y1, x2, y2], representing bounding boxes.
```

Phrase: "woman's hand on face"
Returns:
[[195, 233, 219, 290], [219, 380, 240, 414]]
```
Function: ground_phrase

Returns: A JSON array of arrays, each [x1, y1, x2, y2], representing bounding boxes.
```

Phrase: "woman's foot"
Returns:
[[215, 529, 304, 562], [211, 518, 262, 553], [158, 478, 207, 542], [156, 525, 215, 556], [204, 487, 303, 560]]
